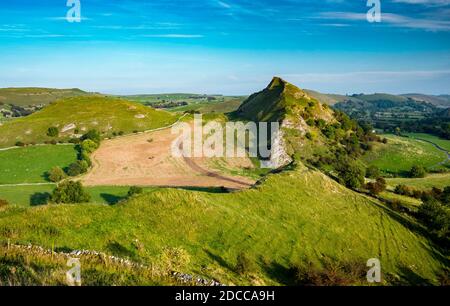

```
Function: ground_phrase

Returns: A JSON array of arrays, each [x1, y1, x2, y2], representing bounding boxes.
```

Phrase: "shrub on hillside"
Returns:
[[288, 259, 367, 286], [15, 141, 25, 147], [51, 181, 91, 204], [336, 159, 365, 189], [418, 198, 450, 239], [47, 166, 66, 182], [366, 177, 386, 195], [409, 165, 426, 178], [235, 252, 255, 275], [66, 160, 89, 176], [365, 165, 380, 179], [128, 186, 144, 197], [47, 126, 59, 137], [0, 199, 9, 208], [159, 247, 191, 273]]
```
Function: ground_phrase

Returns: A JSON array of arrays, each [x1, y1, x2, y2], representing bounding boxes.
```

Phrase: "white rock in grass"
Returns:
[[61, 123, 76, 133]]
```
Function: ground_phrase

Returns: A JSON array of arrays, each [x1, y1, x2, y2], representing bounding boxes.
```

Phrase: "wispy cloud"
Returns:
[[319, 11, 450, 31], [392, 0, 450, 6], [46, 16, 91, 21], [140, 34, 204, 38]]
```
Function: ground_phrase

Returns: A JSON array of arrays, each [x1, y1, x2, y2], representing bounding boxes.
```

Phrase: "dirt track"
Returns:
[[82, 123, 255, 189]]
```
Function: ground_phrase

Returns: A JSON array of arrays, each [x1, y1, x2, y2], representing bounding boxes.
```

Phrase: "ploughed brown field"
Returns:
[[82, 122, 255, 189]]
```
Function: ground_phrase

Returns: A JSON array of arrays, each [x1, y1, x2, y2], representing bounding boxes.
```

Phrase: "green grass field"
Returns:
[[0, 185, 159, 207], [386, 172, 450, 190], [0, 145, 78, 184], [405, 133, 450, 152], [363, 134, 448, 175], [0, 164, 446, 285], [0, 96, 177, 148]]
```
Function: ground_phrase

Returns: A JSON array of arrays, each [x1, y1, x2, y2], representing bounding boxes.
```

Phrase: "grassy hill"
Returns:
[[237, 77, 334, 124], [402, 94, 450, 108], [0, 79, 448, 286], [0, 96, 177, 148], [0, 88, 91, 107], [0, 164, 447, 285]]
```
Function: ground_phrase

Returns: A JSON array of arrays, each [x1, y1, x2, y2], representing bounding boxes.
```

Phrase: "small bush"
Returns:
[[80, 139, 99, 154], [366, 177, 386, 195], [159, 247, 191, 273], [128, 186, 144, 197], [47, 167, 66, 182], [0, 199, 9, 208], [15, 141, 25, 147], [410, 165, 426, 178], [365, 165, 380, 179], [288, 259, 366, 286], [66, 160, 89, 176], [47, 126, 59, 137], [336, 159, 365, 189], [81, 129, 101, 144], [235, 252, 255, 275]]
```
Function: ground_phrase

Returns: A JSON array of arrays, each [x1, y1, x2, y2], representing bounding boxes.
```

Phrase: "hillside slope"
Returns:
[[0, 87, 91, 107], [0, 96, 177, 148], [237, 77, 334, 124], [0, 164, 446, 285]]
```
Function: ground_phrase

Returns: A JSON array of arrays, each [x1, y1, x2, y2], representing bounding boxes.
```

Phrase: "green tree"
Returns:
[[410, 165, 426, 178], [418, 198, 450, 238], [365, 165, 380, 179], [51, 181, 91, 204], [66, 160, 89, 176], [80, 139, 99, 154], [47, 166, 66, 182], [47, 126, 59, 137], [441, 186, 450, 206], [336, 159, 365, 189], [82, 129, 101, 144]]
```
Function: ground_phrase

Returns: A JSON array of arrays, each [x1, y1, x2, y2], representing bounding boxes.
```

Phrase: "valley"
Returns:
[[0, 79, 448, 286]]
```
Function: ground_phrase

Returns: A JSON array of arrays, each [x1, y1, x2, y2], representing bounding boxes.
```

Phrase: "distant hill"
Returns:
[[401, 93, 450, 107], [0, 96, 177, 148], [0, 87, 92, 107], [305, 90, 450, 108], [303, 89, 349, 106]]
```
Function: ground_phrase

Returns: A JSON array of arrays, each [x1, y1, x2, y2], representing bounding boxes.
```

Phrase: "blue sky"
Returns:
[[0, 0, 449, 95]]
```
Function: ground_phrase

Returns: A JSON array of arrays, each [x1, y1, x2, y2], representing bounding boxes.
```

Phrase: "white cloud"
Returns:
[[319, 11, 450, 31], [217, 1, 231, 9], [392, 0, 450, 5], [140, 34, 204, 38]]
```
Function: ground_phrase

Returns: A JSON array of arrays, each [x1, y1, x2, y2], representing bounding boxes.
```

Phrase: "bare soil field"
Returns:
[[82, 124, 255, 189]]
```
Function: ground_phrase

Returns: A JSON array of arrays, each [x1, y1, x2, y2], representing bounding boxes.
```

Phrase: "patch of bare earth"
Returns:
[[82, 125, 255, 189]]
